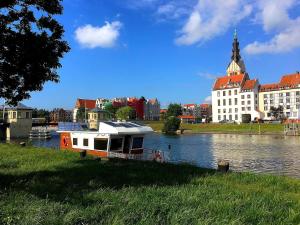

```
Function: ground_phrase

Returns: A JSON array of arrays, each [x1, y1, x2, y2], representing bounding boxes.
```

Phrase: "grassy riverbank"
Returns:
[[145, 121, 284, 134], [1, 144, 300, 224]]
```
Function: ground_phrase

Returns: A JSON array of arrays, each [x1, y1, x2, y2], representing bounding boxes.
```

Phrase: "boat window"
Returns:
[[83, 138, 89, 147], [110, 138, 123, 151], [94, 139, 108, 151], [73, 138, 78, 146], [132, 137, 143, 149]]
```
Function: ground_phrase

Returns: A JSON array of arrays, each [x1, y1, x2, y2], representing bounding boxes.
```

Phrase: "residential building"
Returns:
[[182, 104, 201, 118], [0, 103, 32, 139], [178, 115, 201, 124], [96, 98, 110, 109], [212, 31, 262, 123], [50, 108, 72, 122], [259, 73, 300, 119], [127, 97, 145, 120], [73, 98, 96, 122], [88, 108, 111, 130], [200, 104, 212, 119], [144, 98, 160, 121]]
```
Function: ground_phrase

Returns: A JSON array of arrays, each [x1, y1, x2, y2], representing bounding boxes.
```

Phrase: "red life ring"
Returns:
[[63, 136, 69, 147]]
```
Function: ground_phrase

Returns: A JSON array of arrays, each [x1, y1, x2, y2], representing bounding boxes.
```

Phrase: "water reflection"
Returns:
[[29, 133, 300, 178]]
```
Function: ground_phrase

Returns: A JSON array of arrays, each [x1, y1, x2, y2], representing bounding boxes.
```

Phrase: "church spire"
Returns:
[[226, 29, 246, 76], [231, 29, 241, 63]]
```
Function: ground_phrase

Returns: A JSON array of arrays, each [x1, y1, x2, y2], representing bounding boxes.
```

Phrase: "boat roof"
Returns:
[[57, 121, 153, 135]]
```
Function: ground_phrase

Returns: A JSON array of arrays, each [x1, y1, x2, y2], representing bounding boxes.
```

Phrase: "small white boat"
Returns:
[[57, 121, 154, 159]]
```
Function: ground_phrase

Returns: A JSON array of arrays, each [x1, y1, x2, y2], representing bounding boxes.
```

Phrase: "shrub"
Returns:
[[162, 116, 181, 134]]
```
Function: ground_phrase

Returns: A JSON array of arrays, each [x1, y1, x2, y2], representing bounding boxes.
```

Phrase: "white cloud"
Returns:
[[175, 0, 252, 45], [75, 21, 122, 48], [245, 0, 300, 54], [204, 96, 212, 104], [156, 1, 193, 20]]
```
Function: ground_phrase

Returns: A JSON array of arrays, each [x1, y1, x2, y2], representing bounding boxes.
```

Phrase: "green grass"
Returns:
[[145, 121, 284, 134], [1, 144, 300, 225]]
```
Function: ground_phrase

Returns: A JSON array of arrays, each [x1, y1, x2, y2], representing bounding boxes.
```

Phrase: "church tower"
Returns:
[[226, 30, 246, 76]]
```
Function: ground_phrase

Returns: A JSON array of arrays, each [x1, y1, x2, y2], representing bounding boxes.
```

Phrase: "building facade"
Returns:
[[144, 98, 160, 121], [182, 104, 201, 118], [50, 108, 72, 122], [212, 32, 262, 123], [73, 99, 96, 122], [259, 73, 300, 120]]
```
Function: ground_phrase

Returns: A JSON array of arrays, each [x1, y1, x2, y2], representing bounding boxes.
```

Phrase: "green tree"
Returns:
[[167, 104, 182, 117], [76, 107, 86, 123], [0, 0, 70, 105], [162, 116, 181, 134], [103, 102, 117, 118], [116, 106, 135, 121], [270, 106, 284, 120]]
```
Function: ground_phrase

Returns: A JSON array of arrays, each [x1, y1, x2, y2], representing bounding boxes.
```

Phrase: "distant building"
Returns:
[[96, 98, 110, 109], [144, 98, 160, 121], [50, 108, 72, 122], [178, 115, 201, 124], [259, 73, 300, 120], [73, 99, 96, 122], [200, 104, 212, 119], [0, 103, 32, 139], [182, 104, 201, 118], [88, 108, 111, 130], [127, 97, 145, 120]]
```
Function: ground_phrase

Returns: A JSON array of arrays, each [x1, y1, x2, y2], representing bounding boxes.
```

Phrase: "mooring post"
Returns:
[[218, 160, 229, 173]]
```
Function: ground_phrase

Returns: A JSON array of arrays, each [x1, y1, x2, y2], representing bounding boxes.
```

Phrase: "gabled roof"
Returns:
[[183, 104, 196, 107], [260, 73, 300, 92], [260, 83, 279, 92], [279, 73, 300, 88], [200, 104, 211, 108], [76, 99, 96, 109], [178, 115, 196, 119], [213, 73, 246, 90], [242, 79, 257, 91]]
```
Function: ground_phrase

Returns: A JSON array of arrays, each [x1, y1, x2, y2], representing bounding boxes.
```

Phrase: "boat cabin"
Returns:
[[58, 121, 153, 158]]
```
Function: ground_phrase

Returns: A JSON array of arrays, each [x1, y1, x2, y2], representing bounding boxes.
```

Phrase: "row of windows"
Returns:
[[218, 98, 238, 106], [264, 91, 300, 98], [264, 105, 300, 111], [217, 90, 238, 97], [264, 98, 300, 104], [218, 108, 239, 113], [72, 137, 144, 151], [218, 115, 239, 121], [8, 111, 31, 119]]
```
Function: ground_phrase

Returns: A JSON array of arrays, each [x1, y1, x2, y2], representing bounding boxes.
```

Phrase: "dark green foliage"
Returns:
[[103, 102, 117, 118], [116, 106, 135, 120], [167, 104, 182, 117], [76, 107, 86, 122], [32, 108, 50, 118], [0, 0, 70, 105], [0, 144, 300, 225], [163, 116, 181, 134]]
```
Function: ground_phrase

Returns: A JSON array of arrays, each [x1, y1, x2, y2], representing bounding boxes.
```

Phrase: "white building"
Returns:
[[182, 104, 201, 118], [96, 98, 110, 109], [259, 73, 300, 120], [212, 32, 262, 123]]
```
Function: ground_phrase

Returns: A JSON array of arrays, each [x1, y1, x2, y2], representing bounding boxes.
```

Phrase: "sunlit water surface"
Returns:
[[29, 133, 300, 178]]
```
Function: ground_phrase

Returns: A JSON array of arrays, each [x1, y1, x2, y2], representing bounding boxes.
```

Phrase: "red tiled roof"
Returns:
[[200, 104, 211, 108], [76, 99, 96, 109], [213, 74, 246, 90], [160, 109, 167, 113], [260, 83, 279, 92], [260, 73, 300, 92], [279, 73, 300, 88], [242, 79, 257, 90], [183, 104, 196, 107], [178, 115, 196, 119]]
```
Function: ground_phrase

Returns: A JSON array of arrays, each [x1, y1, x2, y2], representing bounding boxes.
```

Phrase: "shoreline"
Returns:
[[153, 130, 287, 136]]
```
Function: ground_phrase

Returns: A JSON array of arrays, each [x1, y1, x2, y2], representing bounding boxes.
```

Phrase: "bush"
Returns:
[[162, 116, 181, 134]]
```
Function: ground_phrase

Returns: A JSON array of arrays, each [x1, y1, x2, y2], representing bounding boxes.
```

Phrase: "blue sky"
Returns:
[[19, 0, 300, 109]]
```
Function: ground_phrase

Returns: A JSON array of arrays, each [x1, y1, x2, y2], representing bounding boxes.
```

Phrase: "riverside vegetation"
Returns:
[[0, 144, 300, 225], [146, 121, 284, 134]]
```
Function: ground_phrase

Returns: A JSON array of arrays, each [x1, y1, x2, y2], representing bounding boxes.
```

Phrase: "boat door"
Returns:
[[123, 135, 131, 154]]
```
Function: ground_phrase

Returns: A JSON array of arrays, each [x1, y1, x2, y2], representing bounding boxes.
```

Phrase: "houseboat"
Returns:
[[57, 121, 154, 159]]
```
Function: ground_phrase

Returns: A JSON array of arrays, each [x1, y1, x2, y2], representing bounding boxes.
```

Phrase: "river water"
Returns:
[[30, 133, 300, 178]]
